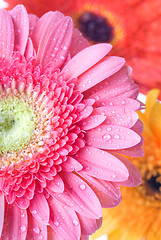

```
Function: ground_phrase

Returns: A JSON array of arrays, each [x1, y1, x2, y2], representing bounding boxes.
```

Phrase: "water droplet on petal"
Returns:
[[102, 134, 111, 141], [31, 210, 37, 215], [97, 127, 101, 132], [73, 219, 79, 226], [114, 135, 120, 139], [106, 127, 112, 131], [33, 227, 40, 234], [79, 183, 86, 190], [54, 221, 59, 227], [20, 226, 26, 232]]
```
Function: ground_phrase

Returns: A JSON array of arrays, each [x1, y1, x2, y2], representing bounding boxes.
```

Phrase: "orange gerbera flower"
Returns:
[[92, 89, 161, 240], [6, 0, 161, 96]]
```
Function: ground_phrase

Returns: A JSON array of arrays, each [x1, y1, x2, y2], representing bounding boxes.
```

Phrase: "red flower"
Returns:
[[6, 0, 161, 96]]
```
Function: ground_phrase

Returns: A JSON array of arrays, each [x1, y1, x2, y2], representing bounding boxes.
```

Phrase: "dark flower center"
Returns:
[[146, 175, 161, 193], [77, 11, 114, 43]]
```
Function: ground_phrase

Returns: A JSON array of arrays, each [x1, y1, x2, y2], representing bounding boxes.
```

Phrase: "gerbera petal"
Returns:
[[47, 227, 62, 240], [24, 37, 34, 60], [26, 211, 47, 240], [80, 235, 90, 240], [52, 172, 102, 219], [79, 115, 106, 130], [31, 11, 63, 52], [28, 13, 39, 36], [93, 106, 138, 128], [61, 156, 83, 172], [47, 174, 64, 193], [70, 28, 90, 57], [94, 96, 140, 111], [61, 43, 112, 79], [49, 196, 81, 240], [79, 172, 122, 207], [10, 4, 29, 54], [1, 203, 27, 240], [0, 9, 14, 60], [78, 214, 101, 235], [84, 66, 139, 100], [0, 193, 4, 238], [40, 16, 73, 68], [29, 192, 49, 224], [77, 56, 125, 92], [113, 154, 142, 187], [77, 147, 129, 181], [85, 125, 141, 150]]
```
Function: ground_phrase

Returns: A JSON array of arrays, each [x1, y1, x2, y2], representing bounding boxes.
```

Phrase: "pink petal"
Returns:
[[85, 125, 141, 150], [52, 172, 102, 219], [0, 193, 4, 238], [31, 11, 63, 52], [40, 16, 73, 68], [78, 214, 101, 235], [77, 147, 129, 181], [93, 96, 140, 110], [29, 192, 49, 224], [24, 38, 34, 60], [114, 154, 141, 187], [113, 146, 144, 157], [84, 66, 139, 100], [76, 106, 93, 123], [49, 196, 81, 240], [10, 4, 29, 55], [1, 204, 27, 240], [26, 211, 47, 240], [81, 235, 90, 240], [16, 196, 30, 209], [79, 173, 122, 208], [61, 156, 83, 172], [77, 56, 125, 92], [61, 43, 112, 79], [48, 227, 62, 240], [28, 14, 39, 36], [47, 174, 64, 193], [0, 9, 14, 59], [93, 106, 138, 128], [70, 28, 90, 57], [79, 115, 106, 130]]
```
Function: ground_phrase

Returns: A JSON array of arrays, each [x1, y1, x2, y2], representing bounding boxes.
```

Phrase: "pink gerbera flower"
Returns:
[[0, 5, 143, 240]]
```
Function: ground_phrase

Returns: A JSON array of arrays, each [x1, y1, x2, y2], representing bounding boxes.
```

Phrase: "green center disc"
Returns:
[[0, 97, 36, 153]]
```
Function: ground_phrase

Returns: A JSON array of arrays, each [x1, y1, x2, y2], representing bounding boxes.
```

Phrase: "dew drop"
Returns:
[[33, 227, 40, 234], [73, 219, 79, 226], [82, 121, 87, 126], [20, 225, 26, 232], [31, 210, 37, 215], [54, 221, 59, 227], [112, 174, 116, 179], [106, 127, 112, 131], [85, 166, 91, 171], [79, 183, 86, 190], [102, 134, 111, 141], [114, 135, 120, 139]]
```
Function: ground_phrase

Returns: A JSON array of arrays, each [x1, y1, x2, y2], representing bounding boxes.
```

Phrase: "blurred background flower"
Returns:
[[92, 89, 161, 240], [5, 0, 161, 96]]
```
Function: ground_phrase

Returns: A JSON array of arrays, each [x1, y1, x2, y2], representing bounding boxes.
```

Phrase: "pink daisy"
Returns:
[[0, 4, 142, 240]]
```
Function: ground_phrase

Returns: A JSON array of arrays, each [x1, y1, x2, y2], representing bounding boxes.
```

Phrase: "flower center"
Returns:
[[0, 97, 36, 153], [146, 175, 161, 193], [77, 11, 114, 43]]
